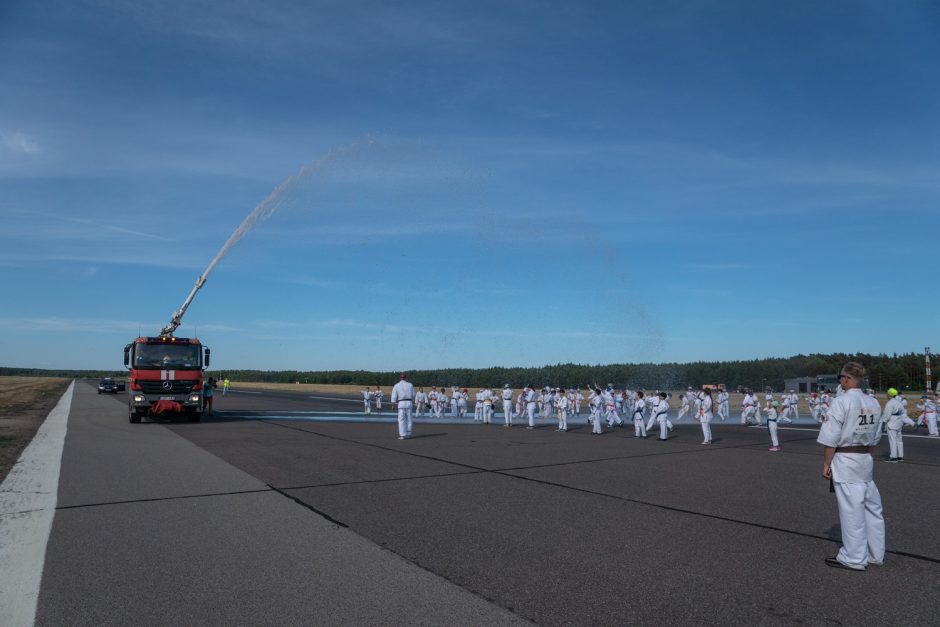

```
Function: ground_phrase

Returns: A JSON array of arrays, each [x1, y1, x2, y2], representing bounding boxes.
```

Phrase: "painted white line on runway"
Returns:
[[308, 395, 359, 402], [0, 381, 74, 627], [229, 390, 262, 394]]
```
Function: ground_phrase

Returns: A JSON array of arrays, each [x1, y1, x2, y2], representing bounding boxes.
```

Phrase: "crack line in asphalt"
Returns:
[[259, 419, 940, 566], [275, 469, 485, 492], [266, 484, 349, 528], [50, 488, 274, 512]]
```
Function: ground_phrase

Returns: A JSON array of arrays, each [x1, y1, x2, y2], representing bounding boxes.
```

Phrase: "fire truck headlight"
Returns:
[[133, 394, 145, 402]]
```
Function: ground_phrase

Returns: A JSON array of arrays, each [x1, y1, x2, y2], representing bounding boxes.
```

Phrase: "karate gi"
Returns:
[[525, 388, 538, 428], [428, 389, 440, 418], [882, 395, 915, 460], [817, 388, 884, 569], [763, 405, 779, 449], [554, 391, 567, 431], [391, 378, 415, 439], [373, 389, 384, 412], [632, 397, 647, 437], [652, 397, 670, 440], [415, 390, 428, 417], [678, 395, 691, 421], [698, 394, 713, 444], [482, 388, 494, 424], [717, 391, 729, 422], [604, 390, 623, 427], [502, 387, 514, 426], [362, 389, 373, 414], [590, 394, 603, 434], [917, 398, 938, 436], [741, 393, 757, 425]]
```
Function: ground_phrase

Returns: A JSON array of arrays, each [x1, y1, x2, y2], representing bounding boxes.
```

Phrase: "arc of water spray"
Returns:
[[160, 140, 368, 336]]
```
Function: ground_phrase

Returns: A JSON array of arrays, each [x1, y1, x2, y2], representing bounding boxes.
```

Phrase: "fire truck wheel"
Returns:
[[187, 410, 201, 423], [129, 410, 141, 424]]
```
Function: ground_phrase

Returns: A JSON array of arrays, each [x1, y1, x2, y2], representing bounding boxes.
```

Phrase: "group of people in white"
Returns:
[[387, 364, 931, 573], [377, 379, 940, 454]]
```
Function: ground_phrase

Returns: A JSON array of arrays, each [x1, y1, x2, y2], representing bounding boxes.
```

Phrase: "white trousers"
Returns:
[[483, 404, 493, 423], [678, 405, 689, 421], [397, 406, 413, 438], [526, 403, 537, 427], [634, 417, 646, 437], [557, 409, 567, 430], [719, 403, 729, 421], [658, 417, 668, 440], [700, 420, 712, 443], [927, 413, 939, 436], [887, 428, 903, 459], [364, 400, 371, 413], [834, 479, 885, 567], [741, 407, 754, 425], [607, 408, 622, 427], [503, 401, 513, 425], [592, 410, 602, 434], [767, 420, 779, 447]]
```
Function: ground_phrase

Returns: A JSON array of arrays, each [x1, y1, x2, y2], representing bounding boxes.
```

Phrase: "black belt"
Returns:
[[835, 446, 871, 454], [397, 398, 413, 402]]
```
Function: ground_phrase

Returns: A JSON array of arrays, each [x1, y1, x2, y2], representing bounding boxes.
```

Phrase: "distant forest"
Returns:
[[2, 352, 934, 392]]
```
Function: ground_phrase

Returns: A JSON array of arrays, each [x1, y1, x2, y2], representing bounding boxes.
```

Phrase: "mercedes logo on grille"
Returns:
[[162, 380, 173, 391]]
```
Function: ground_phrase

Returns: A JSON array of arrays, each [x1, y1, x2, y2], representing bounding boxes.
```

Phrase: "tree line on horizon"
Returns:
[[4, 352, 930, 392]]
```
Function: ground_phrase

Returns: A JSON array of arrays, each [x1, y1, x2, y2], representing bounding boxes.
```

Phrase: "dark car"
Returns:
[[98, 378, 119, 394], [115, 380, 126, 391]]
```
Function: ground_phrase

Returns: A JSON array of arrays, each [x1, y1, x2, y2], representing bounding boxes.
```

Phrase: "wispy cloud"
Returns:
[[0, 316, 242, 333], [1, 132, 40, 155]]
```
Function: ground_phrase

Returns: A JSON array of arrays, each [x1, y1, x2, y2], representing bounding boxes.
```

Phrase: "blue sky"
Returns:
[[1, 1, 938, 371]]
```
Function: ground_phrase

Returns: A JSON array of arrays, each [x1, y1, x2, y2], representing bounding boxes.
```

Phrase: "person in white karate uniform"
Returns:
[[779, 394, 794, 424], [763, 400, 780, 451], [604, 387, 623, 427], [450, 388, 460, 417], [373, 387, 384, 413], [458, 388, 469, 417], [590, 387, 604, 434], [817, 362, 884, 571], [652, 392, 670, 440], [697, 389, 714, 444], [555, 388, 568, 431], [882, 387, 915, 462], [524, 386, 538, 429], [631, 391, 647, 437], [741, 390, 758, 425], [428, 387, 441, 418], [391, 373, 415, 439], [414, 388, 427, 417], [717, 389, 729, 422], [481, 387, 494, 424], [502, 385, 514, 426], [677, 393, 691, 422], [916, 394, 938, 436], [362, 387, 373, 414], [788, 390, 800, 420]]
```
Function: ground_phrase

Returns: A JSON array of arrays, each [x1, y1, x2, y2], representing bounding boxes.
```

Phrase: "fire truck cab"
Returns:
[[124, 336, 210, 424]]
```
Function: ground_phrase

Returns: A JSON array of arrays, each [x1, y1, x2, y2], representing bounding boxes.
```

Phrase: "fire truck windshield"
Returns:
[[134, 343, 201, 369]]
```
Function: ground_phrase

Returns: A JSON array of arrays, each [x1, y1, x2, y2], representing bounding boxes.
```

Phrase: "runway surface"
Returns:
[[26, 382, 940, 625]]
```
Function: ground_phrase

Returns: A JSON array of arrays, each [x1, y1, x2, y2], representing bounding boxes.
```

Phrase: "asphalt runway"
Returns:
[[31, 382, 940, 625]]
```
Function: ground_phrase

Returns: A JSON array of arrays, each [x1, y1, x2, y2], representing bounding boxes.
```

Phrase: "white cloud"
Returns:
[[1, 132, 40, 155]]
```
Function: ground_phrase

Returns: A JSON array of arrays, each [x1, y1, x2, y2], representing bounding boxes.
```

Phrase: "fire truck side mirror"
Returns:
[[123, 344, 131, 367], [204, 347, 210, 367]]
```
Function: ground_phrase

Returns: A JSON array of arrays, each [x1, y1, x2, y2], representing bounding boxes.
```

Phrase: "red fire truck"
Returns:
[[124, 336, 210, 423]]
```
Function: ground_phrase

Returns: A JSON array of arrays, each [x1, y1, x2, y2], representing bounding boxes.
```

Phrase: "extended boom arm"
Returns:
[[160, 275, 207, 336]]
